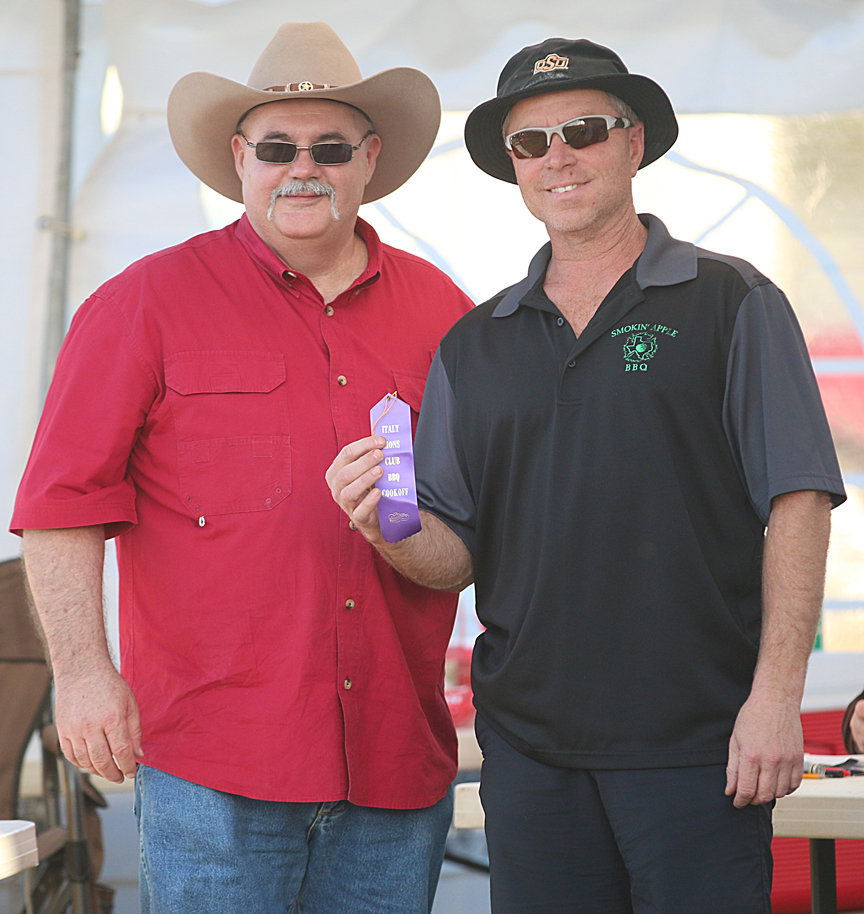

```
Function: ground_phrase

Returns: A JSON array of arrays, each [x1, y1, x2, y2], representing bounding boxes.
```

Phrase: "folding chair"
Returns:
[[0, 557, 114, 914]]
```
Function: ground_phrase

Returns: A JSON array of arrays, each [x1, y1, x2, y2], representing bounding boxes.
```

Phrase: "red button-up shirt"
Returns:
[[12, 216, 472, 807]]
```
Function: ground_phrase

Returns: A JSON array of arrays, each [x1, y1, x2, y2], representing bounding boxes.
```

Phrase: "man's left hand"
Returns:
[[725, 692, 803, 807]]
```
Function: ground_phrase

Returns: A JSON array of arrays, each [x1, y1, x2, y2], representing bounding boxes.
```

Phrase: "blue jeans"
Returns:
[[134, 765, 453, 914]]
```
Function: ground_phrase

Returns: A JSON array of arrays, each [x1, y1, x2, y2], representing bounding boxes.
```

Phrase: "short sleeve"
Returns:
[[10, 293, 157, 537], [414, 351, 476, 555], [723, 282, 846, 524]]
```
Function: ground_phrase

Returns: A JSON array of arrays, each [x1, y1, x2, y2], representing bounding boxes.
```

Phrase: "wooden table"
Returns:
[[454, 776, 864, 914]]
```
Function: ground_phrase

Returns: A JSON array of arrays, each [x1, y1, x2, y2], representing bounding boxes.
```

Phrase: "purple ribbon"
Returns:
[[370, 392, 422, 542]]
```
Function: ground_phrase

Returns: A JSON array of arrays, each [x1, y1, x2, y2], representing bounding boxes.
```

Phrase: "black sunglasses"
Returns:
[[239, 129, 374, 165], [504, 115, 632, 160]]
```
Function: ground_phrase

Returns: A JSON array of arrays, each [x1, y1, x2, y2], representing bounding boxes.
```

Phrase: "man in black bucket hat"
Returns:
[[463, 37, 678, 181], [328, 36, 845, 912]]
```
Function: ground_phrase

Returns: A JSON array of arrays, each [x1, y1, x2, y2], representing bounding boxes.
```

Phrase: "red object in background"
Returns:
[[811, 330, 864, 470], [772, 709, 864, 914], [444, 645, 475, 728]]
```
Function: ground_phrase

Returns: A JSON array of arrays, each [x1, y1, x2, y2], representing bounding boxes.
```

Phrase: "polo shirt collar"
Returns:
[[492, 214, 697, 318], [493, 242, 552, 317], [634, 214, 698, 289]]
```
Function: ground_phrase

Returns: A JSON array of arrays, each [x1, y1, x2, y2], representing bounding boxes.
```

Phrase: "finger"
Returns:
[[60, 734, 93, 773], [84, 734, 126, 784], [338, 462, 385, 512], [350, 485, 383, 529], [344, 435, 386, 458], [64, 734, 125, 784], [326, 437, 386, 486], [729, 755, 759, 808], [748, 767, 778, 806], [105, 724, 140, 779], [773, 758, 801, 800], [341, 445, 386, 486], [778, 767, 800, 798], [328, 455, 385, 509], [724, 743, 739, 798]]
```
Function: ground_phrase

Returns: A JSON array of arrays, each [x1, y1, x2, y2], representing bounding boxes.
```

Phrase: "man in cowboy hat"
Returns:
[[327, 36, 845, 911], [12, 21, 471, 913]]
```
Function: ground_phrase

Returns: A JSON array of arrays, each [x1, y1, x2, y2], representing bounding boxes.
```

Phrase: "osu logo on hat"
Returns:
[[533, 53, 570, 75]]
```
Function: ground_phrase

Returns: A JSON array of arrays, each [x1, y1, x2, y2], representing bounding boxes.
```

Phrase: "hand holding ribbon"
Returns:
[[369, 392, 422, 542]]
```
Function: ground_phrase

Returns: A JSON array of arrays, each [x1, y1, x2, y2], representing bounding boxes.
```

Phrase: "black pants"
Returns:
[[476, 714, 774, 914]]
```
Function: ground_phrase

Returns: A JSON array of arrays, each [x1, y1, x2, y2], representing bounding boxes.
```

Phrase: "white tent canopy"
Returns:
[[4, 0, 864, 557]]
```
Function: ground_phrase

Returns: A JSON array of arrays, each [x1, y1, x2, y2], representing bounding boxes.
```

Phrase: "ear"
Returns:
[[629, 122, 645, 177], [362, 133, 383, 188], [231, 133, 248, 182]]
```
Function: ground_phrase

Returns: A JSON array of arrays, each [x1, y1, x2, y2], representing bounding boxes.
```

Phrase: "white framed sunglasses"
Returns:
[[504, 114, 632, 159]]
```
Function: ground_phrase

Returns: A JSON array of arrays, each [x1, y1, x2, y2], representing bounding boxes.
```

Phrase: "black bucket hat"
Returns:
[[464, 37, 678, 184]]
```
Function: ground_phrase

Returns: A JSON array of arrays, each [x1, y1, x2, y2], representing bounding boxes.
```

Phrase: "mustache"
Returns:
[[267, 179, 340, 221]]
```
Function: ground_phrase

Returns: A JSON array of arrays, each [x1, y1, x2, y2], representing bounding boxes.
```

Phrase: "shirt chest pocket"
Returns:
[[165, 351, 291, 519], [392, 370, 427, 436]]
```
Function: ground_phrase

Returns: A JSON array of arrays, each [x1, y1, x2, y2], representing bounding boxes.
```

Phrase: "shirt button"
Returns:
[[568, 360, 577, 368], [344, 678, 352, 690], [324, 305, 334, 316], [557, 317, 565, 327], [348, 520, 358, 531], [345, 599, 355, 610], [337, 375, 348, 386]]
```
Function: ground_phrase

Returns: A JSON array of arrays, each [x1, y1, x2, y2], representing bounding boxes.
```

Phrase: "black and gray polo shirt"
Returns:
[[415, 214, 845, 769]]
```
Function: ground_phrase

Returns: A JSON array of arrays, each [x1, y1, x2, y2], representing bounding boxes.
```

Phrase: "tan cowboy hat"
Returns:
[[167, 22, 441, 204]]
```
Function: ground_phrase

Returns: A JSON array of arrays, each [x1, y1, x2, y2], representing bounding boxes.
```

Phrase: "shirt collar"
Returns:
[[492, 214, 697, 318], [234, 213, 383, 292], [352, 217, 384, 288], [634, 213, 698, 289], [493, 243, 552, 317]]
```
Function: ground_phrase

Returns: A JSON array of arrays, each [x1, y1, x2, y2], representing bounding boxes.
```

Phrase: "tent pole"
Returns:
[[40, 0, 82, 402]]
